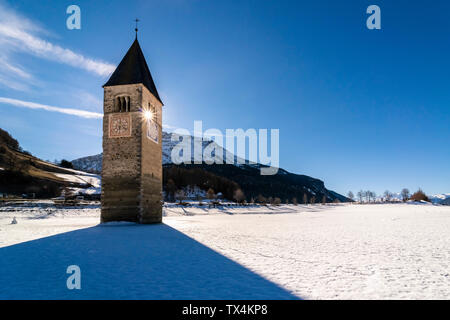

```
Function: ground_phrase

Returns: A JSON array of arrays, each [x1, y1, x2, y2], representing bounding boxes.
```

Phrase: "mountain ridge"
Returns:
[[72, 131, 351, 203]]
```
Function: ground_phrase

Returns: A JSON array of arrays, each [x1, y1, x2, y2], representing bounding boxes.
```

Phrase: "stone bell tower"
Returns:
[[101, 36, 163, 224]]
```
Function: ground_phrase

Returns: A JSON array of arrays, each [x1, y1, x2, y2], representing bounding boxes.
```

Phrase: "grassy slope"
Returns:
[[0, 144, 88, 197]]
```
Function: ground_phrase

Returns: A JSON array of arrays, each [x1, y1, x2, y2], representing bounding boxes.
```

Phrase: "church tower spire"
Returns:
[[103, 37, 162, 104]]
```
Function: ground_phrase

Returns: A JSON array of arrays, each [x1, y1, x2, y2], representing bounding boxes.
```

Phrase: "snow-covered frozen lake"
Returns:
[[0, 202, 449, 299]]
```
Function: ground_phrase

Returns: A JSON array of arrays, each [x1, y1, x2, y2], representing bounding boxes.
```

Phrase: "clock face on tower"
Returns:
[[109, 114, 132, 138]]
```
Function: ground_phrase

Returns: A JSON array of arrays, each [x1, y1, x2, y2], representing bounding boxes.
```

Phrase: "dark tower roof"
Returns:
[[103, 39, 163, 105]]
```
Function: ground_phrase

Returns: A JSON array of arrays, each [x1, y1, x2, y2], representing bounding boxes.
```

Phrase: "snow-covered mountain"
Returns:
[[73, 131, 251, 173], [71, 154, 102, 174], [72, 131, 349, 202], [429, 193, 450, 204]]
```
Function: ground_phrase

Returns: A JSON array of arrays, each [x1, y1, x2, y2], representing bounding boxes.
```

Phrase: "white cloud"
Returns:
[[0, 25, 115, 76], [0, 74, 29, 91], [72, 90, 103, 112], [0, 1, 115, 88], [0, 57, 32, 79], [0, 97, 103, 119]]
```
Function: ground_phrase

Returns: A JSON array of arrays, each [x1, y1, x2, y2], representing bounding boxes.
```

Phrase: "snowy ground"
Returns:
[[0, 202, 449, 299]]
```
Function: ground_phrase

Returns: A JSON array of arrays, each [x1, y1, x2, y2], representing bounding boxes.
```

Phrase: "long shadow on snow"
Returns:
[[0, 223, 299, 300]]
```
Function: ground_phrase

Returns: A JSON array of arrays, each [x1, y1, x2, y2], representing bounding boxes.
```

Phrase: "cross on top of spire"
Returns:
[[135, 18, 139, 38]]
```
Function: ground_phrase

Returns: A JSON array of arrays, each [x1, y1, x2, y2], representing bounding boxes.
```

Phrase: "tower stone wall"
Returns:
[[139, 87, 163, 223], [101, 84, 163, 223]]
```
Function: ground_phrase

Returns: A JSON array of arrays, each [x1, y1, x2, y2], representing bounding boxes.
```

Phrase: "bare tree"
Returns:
[[322, 195, 327, 204], [257, 194, 266, 205], [370, 191, 377, 203], [364, 190, 370, 203], [273, 197, 281, 205], [357, 190, 364, 203], [175, 189, 185, 204], [401, 188, 410, 202], [292, 197, 298, 205], [347, 191, 354, 201], [383, 190, 392, 202], [303, 193, 308, 204], [166, 179, 177, 202], [233, 189, 245, 204], [206, 188, 216, 200], [365, 191, 376, 203], [310, 196, 316, 204]]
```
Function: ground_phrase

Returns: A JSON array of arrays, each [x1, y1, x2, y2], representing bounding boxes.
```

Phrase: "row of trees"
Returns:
[[165, 167, 337, 205], [347, 188, 430, 203], [170, 186, 247, 204], [347, 190, 378, 203], [0, 128, 31, 155], [0, 128, 20, 151], [169, 185, 342, 207], [239, 193, 339, 205], [241, 194, 330, 205], [164, 166, 240, 201]]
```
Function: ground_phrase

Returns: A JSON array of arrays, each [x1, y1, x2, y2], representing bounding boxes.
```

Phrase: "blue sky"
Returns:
[[0, 0, 449, 196]]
